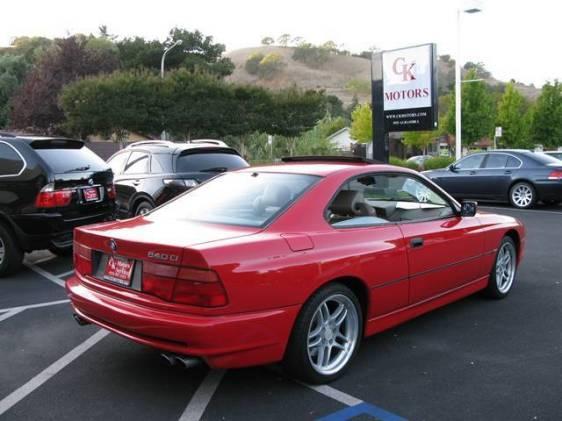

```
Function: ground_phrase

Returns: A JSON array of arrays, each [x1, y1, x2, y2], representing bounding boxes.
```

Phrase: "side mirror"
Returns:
[[449, 164, 458, 172], [460, 200, 478, 217]]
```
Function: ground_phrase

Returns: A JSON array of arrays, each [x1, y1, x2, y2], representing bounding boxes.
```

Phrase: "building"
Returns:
[[327, 127, 355, 151]]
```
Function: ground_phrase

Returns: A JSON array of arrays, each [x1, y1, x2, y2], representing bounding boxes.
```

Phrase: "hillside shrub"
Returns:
[[258, 53, 286, 79], [292, 43, 330, 68], [424, 156, 455, 170], [244, 52, 264, 75]]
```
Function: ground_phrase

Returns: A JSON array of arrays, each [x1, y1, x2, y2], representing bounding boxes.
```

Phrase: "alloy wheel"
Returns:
[[511, 184, 533, 208], [307, 294, 359, 376], [496, 242, 516, 294]]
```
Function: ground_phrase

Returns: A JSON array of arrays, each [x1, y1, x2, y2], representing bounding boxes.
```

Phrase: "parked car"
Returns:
[[67, 156, 525, 384], [407, 155, 432, 169], [0, 136, 115, 276], [544, 150, 562, 161], [107, 140, 249, 218], [423, 150, 562, 208]]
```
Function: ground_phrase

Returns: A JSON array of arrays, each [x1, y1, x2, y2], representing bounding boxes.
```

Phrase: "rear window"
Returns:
[[149, 172, 319, 227], [531, 152, 561, 165], [33, 143, 108, 174], [175, 151, 249, 173]]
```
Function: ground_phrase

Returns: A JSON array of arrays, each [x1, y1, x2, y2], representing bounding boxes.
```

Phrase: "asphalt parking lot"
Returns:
[[1, 204, 561, 421]]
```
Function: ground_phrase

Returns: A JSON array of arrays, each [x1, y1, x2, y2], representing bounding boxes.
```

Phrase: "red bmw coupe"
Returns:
[[67, 157, 525, 383]]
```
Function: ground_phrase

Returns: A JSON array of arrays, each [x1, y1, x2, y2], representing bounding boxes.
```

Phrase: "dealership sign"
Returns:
[[382, 43, 438, 131]]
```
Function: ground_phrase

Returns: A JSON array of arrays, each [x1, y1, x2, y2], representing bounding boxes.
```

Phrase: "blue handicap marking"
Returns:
[[317, 402, 407, 421]]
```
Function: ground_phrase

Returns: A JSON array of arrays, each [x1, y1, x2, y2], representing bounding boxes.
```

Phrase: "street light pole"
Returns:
[[455, 8, 462, 160], [455, 5, 482, 160], [160, 39, 183, 79], [160, 39, 183, 140]]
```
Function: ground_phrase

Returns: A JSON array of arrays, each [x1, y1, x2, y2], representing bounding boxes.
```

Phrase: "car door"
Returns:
[[388, 174, 486, 304], [437, 154, 486, 198], [118, 150, 150, 215], [475, 153, 520, 200]]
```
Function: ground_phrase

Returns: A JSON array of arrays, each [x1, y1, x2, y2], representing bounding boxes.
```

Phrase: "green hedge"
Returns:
[[389, 156, 420, 171], [423, 156, 455, 170]]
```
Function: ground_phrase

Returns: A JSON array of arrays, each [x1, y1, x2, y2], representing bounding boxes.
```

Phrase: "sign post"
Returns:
[[494, 126, 502, 149], [371, 43, 438, 162]]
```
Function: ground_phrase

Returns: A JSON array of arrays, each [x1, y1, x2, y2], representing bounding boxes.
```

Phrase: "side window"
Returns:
[[483, 154, 508, 169], [123, 151, 149, 174], [0, 143, 25, 176], [151, 154, 165, 174], [327, 173, 454, 227], [456, 154, 485, 170], [107, 152, 129, 175], [506, 156, 521, 168]]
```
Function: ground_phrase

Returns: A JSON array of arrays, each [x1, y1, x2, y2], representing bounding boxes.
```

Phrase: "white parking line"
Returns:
[[0, 309, 25, 322], [178, 369, 226, 421], [24, 263, 66, 288], [0, 329, 109, 416], [0, 299, 70, 314], [304, 383, 363, 407], [55, 270, 75, 278]]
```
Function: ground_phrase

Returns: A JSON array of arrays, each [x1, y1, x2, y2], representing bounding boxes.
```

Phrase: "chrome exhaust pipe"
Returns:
[[160, 352, 201, 369], [72, 313, 91, 326]]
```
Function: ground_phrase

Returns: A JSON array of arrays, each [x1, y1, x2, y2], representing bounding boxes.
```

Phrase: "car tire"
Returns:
[[134, 201, 153, 217], [484, 236, 518, 299], [284, 283, 363, 384], [49, 244, 73, 257], [509, 182, 536, 209], [0, 223, 23, 277]]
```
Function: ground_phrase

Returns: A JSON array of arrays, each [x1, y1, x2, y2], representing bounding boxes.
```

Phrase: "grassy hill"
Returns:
[[226, 46, 540, 104]]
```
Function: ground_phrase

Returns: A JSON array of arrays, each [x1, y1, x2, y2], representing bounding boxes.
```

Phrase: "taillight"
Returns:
[[548, 170, 562, 180], [106, 184, 116, 200], [35, 183, 74, 208], [74, 242, 92, 275], [141, 264, 228, 307], [173, 268, 228, 307]]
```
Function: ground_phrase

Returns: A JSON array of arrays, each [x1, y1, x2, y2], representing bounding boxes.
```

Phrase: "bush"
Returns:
[[424, 156, 455, 170], [244, 52, 264, 75], [292, 43, 330, 68], [258, 53, 286, 79], [389, 156, 420, 171]]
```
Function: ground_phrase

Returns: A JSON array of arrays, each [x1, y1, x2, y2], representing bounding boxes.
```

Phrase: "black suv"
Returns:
[[107, 140, 249, 218], [0, 136, 115, 276]]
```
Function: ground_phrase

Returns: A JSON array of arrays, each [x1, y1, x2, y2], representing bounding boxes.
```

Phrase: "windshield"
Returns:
[[149, 172, 320, 227], [176, 152, 249, 173], [34, 145, 108, 173]]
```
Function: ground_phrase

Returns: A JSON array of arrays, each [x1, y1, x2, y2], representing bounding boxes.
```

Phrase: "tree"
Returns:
[[345, 78, 370, 96], [292, 43, 330, 68], [350, 103, 372, 143], [496, 82, 531, 148], [445, 69, 495, 146], [0, 55, 29, 127], [529, 80, 562, 148], [403, 130, 441, 154], [268, 86, 326, 158], [10, 36, 119, 133], [463, 61, 491, 79], [261, 37, 274, 46], [277, 34, 291, 47], [117, 28, 234, 77]]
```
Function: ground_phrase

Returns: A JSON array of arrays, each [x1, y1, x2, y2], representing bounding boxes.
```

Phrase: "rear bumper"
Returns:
[[66, 276, 300, 368], [535, 180, 562, 202], [12, 209, 114, 251]]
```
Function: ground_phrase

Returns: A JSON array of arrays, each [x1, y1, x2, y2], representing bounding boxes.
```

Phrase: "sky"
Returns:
[[1, 0, 560, 87]]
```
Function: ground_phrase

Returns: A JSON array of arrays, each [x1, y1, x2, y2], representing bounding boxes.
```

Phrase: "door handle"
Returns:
[[504, 170, 512, 175], [469, 171, 477, 175], [410, 237, 424, 248], [132, 180, 141, 186]]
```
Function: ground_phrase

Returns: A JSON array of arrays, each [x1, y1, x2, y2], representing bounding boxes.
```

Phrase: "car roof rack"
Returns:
[[281, 156, 379, 164], [189, 139, 228, 147], [126, 140, 175, 148]]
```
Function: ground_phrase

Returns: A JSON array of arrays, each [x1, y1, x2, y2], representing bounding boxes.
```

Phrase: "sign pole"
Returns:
[[371, 52, 389, 163]]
